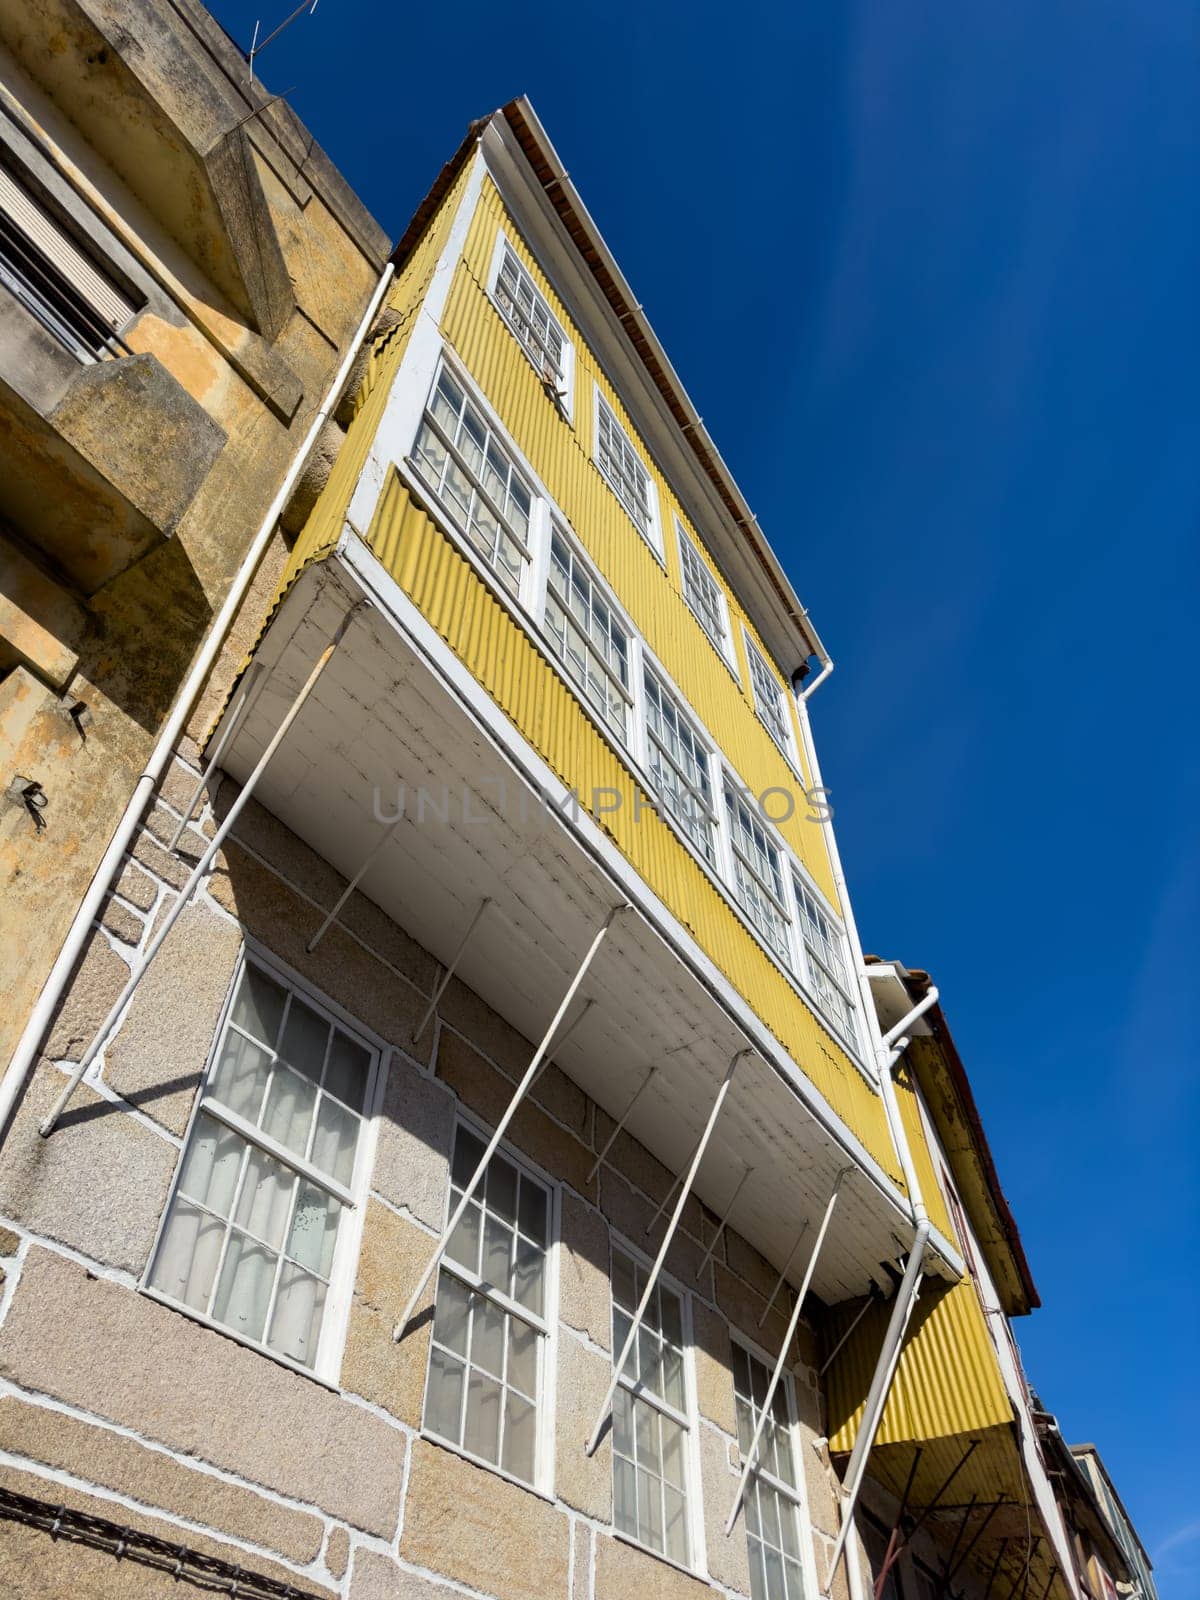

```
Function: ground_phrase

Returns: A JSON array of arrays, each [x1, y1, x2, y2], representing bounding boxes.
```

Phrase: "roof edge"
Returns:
[[867, 957, 1041, 1312]]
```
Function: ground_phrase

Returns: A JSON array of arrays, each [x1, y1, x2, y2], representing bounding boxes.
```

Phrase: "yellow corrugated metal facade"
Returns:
[[827, 1277, 1011, 1453], [446, 179, 840, 906], [366, 473, 897, 1176]]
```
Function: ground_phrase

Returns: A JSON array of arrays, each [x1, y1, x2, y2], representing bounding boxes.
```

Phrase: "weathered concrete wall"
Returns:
[[0, 736, 848, 1599], [0, 11, 389, 1080]]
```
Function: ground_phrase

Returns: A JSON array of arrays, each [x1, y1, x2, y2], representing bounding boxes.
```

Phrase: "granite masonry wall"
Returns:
[[0, 730, 863, 1600]]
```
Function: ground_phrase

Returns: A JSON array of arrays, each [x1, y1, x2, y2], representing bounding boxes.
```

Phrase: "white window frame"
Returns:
[[641, 659, 720, 870], [408, 359, 540, 603], [790, 875, 861, 1056], [720, 773, 794, 968], [674, 518, 738, 677], [593, 385, 663, 560], [609, 1238, 705, 1577], [487, 230, 574, 418], [397, 344, 874, 1082], [421, 1111, 560, 1499], [542, 522, 637, 750], [731, 1334, 813, 1600], [141, 946, 384, 1387], [743, 629, 801, 773]]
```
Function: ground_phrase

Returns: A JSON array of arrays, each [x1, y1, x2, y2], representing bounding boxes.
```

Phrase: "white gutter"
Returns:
[[0, 260, 395, 1147]]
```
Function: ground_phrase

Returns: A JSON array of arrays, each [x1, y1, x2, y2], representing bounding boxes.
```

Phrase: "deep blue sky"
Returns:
[[213, 0, 1198, 1583]]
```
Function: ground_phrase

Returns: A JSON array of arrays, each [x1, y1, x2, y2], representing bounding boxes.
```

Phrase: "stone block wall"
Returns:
[[0, 733, 855, 1600]]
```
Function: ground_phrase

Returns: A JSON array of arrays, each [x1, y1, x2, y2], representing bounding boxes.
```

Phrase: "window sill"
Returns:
[[419, 1427, 555, 1503], [611, 1526, 709, 1585], [139, 1285, 341, 1392]]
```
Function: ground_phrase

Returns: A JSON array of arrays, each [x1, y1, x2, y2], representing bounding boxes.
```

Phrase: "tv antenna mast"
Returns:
[[247, 0, 319, 82]]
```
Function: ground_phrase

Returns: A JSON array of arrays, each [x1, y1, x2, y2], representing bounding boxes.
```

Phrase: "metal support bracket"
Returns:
[[411, 897, 493, 1044], [726, 1166, 851, 1534], [394, 904, 627, 1340], [39, 606, 365, 1138], [695, 1164, 753, 1280], [168, 661, 265, 853], [586, 1048, 749, 1456]]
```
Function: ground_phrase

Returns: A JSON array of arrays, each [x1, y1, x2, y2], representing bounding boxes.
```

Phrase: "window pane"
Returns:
[[325, 1031, 370, 1109], [261, 1066, 317, 1159], [512, 1236, 544, 1315], [231, 965, 286, 1047], [210, 1029, 272, 1123], [311, 1095, 359, 1187], [267, 1264, 325, 1367], [518, 1174, 548, 1244], [212, 1233, 276, 1343], [502, 1389, 536, 1482], [508, 1315, 538, 1398], [149, 1197, 225, 1312], [664, 1484, 688, 1564], [452, 1125, 486, 1188], [447, 1194, 482, 1274], [279, 996, 329, 1083], [177, 1113, 244, 1217], [426, 1346, 465, 1440], [486, 1155, 519, 1226], [464, 1369, 502, 1464], [482, 1212, 513, 1290], [615, 1455, 637, 1534], [471, 1294, 505, 1381], [287, 1182, 340, 1277], [235, 1146, 294, 1250], [432, 1270, 471, 1357]]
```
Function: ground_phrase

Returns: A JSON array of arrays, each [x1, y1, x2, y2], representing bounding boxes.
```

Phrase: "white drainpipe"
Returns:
[[0, 261, 395, 1147]]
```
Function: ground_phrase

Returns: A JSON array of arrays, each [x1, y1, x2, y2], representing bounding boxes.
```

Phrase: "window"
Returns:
[[644, 668, 717, 866], [595, 392, 657, 550], [544, 528, 632, 742], [491, 238, 571, 401], [745, 636, 795, 761], [423, 1122, 552, 1489], [676, 523, 732, 664], [793, 880, 859, 1051], [0, 159, 137, 362], [733, 1344, 807, 1600], [148, 960, 377, 1374], [724, 779, 792, 964], [611, 1249, 693, 1565], [412, 366, 534, 597]]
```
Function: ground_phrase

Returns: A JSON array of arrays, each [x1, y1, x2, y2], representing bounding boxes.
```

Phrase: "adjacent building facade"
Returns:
[[0, 0, 390, 1076], [0, 50, 1154, 1600]]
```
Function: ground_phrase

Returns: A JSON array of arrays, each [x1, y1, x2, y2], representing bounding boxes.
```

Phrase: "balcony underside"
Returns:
[[213, 541, 957, 1308]]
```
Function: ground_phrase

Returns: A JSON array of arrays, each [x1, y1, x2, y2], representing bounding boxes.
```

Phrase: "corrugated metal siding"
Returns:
[[367, 473, 900, 1180], [826, 1276, 1012, 1453], [444, 177, 841, 910], [893, 1065, 955, 1242]]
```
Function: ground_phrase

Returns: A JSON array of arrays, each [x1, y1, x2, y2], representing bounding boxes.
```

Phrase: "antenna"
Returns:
[[247, 0, 319, 83]]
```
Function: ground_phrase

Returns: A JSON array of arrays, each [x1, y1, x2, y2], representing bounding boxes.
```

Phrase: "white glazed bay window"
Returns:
[[793, 879, 859, 1050], [745, 636, 795, 760], [424, 1123, 553, 1488], [644, 668, 718, 866], [148, 960, 376, 1374], [611, 1249, 694, 1565], [724, 778, 792, 964], [677, 523, 732, 663], [412, 365, 534, 597], [544, 529, 632, 743], [595, 392, 657, 550], [733, 1344, 807, 1600], [493, 239, 571, 396]]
